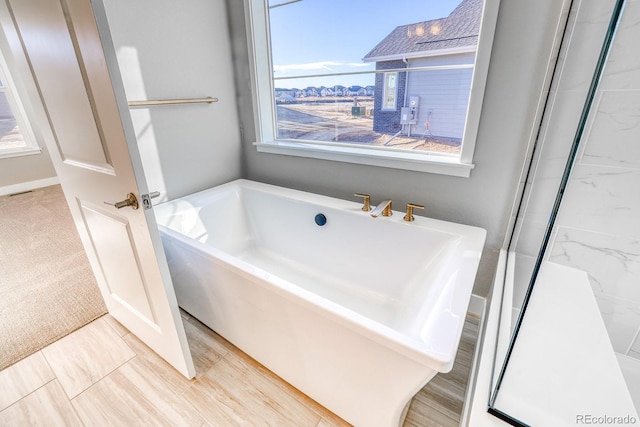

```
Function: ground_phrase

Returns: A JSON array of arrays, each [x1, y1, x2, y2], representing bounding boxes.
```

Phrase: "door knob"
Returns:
[[104, 193, 139, 210]]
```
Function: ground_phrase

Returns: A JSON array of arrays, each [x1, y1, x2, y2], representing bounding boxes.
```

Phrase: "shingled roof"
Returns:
[[362, 0, 482, 62]]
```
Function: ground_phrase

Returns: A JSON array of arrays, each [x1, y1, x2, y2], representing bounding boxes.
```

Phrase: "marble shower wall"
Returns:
[[543, 0, 640, 358], [549, 0, 640, 357]]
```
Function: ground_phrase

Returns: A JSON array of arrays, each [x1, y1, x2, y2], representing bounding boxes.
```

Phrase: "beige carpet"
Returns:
[[0, 185, 107, 371]]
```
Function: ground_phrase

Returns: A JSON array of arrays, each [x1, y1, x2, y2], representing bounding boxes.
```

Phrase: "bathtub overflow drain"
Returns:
[[314, 213, 327, 226]]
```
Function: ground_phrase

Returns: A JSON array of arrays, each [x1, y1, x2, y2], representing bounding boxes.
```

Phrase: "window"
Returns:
[[0, 50, 40, 159], [245, 0, 499, 177], [382, 72, 398, 111]]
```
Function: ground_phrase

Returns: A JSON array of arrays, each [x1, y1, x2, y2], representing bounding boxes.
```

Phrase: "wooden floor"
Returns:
[[0, 310, 479, 426], [405, 316, 480, 427]]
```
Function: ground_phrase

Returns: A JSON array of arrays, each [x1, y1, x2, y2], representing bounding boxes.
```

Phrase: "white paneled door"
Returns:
[[4, 0, 194, 377]]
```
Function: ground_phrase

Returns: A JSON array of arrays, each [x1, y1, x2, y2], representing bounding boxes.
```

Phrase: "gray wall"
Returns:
[[407, 54, 475, 140], [227, 0, 570, 297], [0, 152, 56, 191], [102, 0, 242, 202], [0, 19, 57, 191]]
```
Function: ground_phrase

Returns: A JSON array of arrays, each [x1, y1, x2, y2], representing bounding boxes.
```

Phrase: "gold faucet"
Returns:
[[370, 199, 392, 217], [404, 203, 424, 222], [354, 193, 371, 211]]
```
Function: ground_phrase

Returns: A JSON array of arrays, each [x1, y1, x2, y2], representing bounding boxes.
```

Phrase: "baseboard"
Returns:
[[463, 249, 511, 427], [468, 293, 485, 318], [461, 294, 487, 427], [0, 176, 60, 196]]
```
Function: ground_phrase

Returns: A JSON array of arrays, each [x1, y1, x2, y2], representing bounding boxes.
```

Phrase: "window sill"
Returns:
[[0, 146, 42, 160], [255, 141, 474, 177]]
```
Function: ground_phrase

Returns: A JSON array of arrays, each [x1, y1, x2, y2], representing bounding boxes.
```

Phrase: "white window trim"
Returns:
[[0, 49, 42, 159], [244, 0, 500, 178]]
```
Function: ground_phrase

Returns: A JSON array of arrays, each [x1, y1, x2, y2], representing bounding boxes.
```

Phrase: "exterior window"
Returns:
[[0, 52, 40, 159], [246, 0, 499, 177], [382, 72, 397, 111]]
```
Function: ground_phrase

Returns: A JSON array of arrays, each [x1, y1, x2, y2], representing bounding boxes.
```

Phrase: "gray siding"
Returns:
[[406, 54, 474, 139]]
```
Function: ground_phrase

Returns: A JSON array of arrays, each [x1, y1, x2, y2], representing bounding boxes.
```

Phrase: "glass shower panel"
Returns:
[[490, 0, 640, 424], [507, 0, 619, 336]]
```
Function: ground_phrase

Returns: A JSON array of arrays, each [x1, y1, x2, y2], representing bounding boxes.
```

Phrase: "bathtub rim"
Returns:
[[156, 179, 487, 243]]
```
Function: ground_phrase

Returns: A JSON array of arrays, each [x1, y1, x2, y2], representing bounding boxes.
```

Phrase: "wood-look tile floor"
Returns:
[[0, 310, 479, 426]]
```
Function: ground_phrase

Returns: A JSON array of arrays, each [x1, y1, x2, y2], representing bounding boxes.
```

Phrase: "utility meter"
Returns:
[[408, 96, 419, 124], [401, 96, 420, 125]]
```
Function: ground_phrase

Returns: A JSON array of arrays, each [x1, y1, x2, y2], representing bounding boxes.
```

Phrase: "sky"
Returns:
[[268, 0, 462, 88]]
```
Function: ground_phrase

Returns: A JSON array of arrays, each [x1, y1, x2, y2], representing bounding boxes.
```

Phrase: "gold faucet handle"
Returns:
[[404, 203, 425, 222], [354, 193, 371, 211]]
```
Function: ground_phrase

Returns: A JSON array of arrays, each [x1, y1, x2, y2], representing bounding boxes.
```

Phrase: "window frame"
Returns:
[[382, 72, 398, 111], [0, 50, 41, 159], [244, 0, 501, 178]]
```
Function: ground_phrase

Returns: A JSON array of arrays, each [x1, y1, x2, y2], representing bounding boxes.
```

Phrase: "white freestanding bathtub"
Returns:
[[154, 179, 486, 427]]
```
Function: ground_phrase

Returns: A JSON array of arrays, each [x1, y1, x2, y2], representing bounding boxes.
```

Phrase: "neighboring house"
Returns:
[[346, 85, 367, 97], [275, 94, 295, 103], [274, 88, 296, 103], [304, 86, 319, 97], [274, 88, 296, 98], [273, 84, 371, 100], [320, 87, 333, 97], [362, 0, 482, 139], [332, 85, 346, 96]]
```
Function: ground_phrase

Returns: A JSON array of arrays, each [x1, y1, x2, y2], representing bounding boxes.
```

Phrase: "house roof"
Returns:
[[362, 0, 482, 62]]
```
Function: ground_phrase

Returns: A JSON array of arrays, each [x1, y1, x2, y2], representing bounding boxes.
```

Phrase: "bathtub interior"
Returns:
[[155, 180, 484, 356]]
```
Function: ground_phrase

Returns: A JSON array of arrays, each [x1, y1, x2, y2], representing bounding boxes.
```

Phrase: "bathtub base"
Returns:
[[163, 236, 438, 427]]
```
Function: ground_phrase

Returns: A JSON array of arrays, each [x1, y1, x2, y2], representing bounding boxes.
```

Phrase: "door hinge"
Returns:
[[141, 191, 160, 210]]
